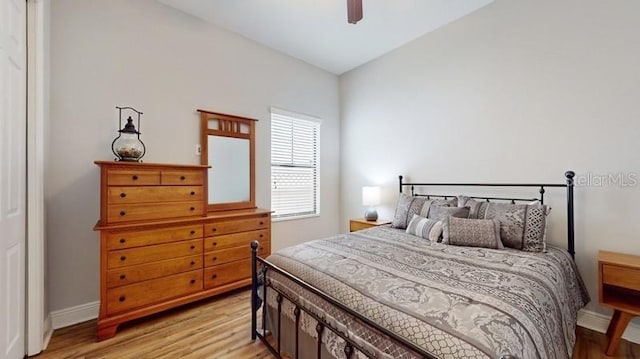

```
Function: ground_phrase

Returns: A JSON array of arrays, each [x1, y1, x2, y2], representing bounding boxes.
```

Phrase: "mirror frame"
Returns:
[[198, 109, 257, 212]]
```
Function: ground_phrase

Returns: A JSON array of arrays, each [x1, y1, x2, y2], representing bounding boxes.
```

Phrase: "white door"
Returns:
[[0, 0, 27, 358]]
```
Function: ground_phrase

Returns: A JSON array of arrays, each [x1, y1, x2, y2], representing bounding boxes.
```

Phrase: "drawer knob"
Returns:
[[213, 257, 217, 261], [120, 211, 126, 216], [119, 238, 126, 244], [180, 176, 186, 180], [211, 228, 217, 232], [190, 230, 196, 235], [119, 274, 126, 280], [190, 191, 196, 196], [120, 256, 126, 261], [132, 175, 138, 180], [190, 245, 196, 250], [190, 260, 195, 265], [190, 207, 195, 211], [211, 274, 217, 279], [120, 192, 126, 198], [212, 242, 217, 246], [119, 296, 126, 302], [260, 234, 264, 238], [190, 279, 196, 284], [259, 221, 264, 225]]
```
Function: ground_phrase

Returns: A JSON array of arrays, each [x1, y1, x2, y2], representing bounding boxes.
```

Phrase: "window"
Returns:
[[271, 108, 320, 220]]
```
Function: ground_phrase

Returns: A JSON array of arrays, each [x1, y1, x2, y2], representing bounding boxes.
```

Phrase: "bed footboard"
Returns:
[[250, 241, 442, 359], [251, 242, 531, 359]]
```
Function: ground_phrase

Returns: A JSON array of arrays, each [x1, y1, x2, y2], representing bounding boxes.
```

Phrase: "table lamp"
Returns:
[[362, 186, 380, 221]]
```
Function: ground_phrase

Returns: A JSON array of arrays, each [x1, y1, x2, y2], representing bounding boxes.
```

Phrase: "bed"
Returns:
[[250, 172, 590, 359]]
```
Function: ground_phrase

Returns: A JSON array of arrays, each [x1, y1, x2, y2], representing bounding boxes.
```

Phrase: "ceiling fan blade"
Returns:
[[347, 0, 363, 24]]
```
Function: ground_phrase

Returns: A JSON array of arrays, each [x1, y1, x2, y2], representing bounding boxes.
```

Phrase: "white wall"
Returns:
[[340, 0, 640, 327], [48, 0, 340, 313]]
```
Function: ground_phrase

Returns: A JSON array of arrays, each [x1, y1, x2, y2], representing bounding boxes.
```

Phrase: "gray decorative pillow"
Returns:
[[427, 205, 470, 222], [423, 198, 457, 216], [441, 197, 458, 207], [457, 195, 474, 207], [443, 217, 504, 249], [463, 200, 550, 252], [391, 194, 428, 229], [391, 194, 455, 229], [466, 199, 485, 219], [405, 214, 444, 241]]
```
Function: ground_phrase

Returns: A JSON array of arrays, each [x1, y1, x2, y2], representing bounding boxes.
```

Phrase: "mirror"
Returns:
[[198, 109, 256, 211], [208, 136, 250, 203]]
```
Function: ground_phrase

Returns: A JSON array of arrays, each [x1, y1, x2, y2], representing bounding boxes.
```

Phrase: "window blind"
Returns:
[[271, 110, 320, 219]]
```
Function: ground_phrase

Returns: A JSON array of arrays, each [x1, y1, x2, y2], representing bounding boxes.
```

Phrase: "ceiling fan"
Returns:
[[347, 0, 363, 24]]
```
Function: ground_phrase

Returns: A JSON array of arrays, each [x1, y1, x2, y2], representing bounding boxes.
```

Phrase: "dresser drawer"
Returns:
[[107, 255, 202, 288], [603, 264, 640, 291], [258, 243, 271, 258], [204, 243, 268, 267], [204, 230, 268, 251], [204, 259, 251, 289], [107, 186, 203, 204], [161, 170, 204, 186], [108, 239, 203, 269], [107, 224, 203, 250], [204, 217, 268, 236], [106, 270, 203, 315], [107, 169, 160, 186], [107, 201, 204, 223]]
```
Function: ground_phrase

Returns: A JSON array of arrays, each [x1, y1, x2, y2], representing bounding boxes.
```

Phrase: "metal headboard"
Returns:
[[398, 171, 576, 258]]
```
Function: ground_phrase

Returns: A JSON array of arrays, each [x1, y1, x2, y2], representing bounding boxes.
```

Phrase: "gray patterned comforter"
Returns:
[[264, 226, 589, 359]]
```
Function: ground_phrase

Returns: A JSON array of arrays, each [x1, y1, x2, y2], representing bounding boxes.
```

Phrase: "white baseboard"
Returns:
[[577, 308, 640, 344], [51, 301, 99, 330]]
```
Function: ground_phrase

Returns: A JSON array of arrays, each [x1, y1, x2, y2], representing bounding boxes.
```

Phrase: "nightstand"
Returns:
[[598, 250, 640, 356], [349, 218, 391, 232]]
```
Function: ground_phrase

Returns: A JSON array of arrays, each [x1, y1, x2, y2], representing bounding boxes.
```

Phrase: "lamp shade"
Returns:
[[362, 186, 380, 206]]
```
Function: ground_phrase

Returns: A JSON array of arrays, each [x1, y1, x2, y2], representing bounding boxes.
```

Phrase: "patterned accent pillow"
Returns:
[[442, 217, 504, 249], [391, 194, 426, 229], [466, 199, 485, 219], [405, 214, 444, 241], [391, 194, 455, 229], [463, 199, 550, 252], [457, 195, 473, 207], [427, 205, 470, 222]]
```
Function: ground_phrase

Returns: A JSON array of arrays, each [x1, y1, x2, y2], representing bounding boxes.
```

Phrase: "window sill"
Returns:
[[272, 213, 320, 223]]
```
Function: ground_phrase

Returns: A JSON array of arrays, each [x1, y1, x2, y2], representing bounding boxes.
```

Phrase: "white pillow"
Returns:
[[405, 214, 443, 241]]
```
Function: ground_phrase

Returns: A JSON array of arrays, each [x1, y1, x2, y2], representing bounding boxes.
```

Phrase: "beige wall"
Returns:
[[340, 0, 640, 326], [48, 0, 341, 312]]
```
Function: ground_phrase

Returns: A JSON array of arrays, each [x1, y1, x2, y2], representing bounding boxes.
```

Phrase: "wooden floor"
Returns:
[[34, 289, 639, 359]]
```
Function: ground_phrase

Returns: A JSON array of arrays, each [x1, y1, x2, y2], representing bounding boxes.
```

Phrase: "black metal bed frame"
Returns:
[[251, 171, 576, 359]]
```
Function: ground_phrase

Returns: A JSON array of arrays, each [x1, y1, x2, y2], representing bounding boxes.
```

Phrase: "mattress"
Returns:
[[262, 226, 589, 359]]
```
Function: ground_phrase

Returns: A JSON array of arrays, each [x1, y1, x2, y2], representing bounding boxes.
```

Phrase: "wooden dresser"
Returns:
[[94, 161, 271, 340]]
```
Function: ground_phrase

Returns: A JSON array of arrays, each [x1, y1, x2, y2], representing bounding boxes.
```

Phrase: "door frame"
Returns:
[[26, 0, 50, 355]]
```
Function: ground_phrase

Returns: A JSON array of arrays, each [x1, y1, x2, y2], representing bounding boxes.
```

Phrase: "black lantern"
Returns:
[[112, 106, 146, 162]]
